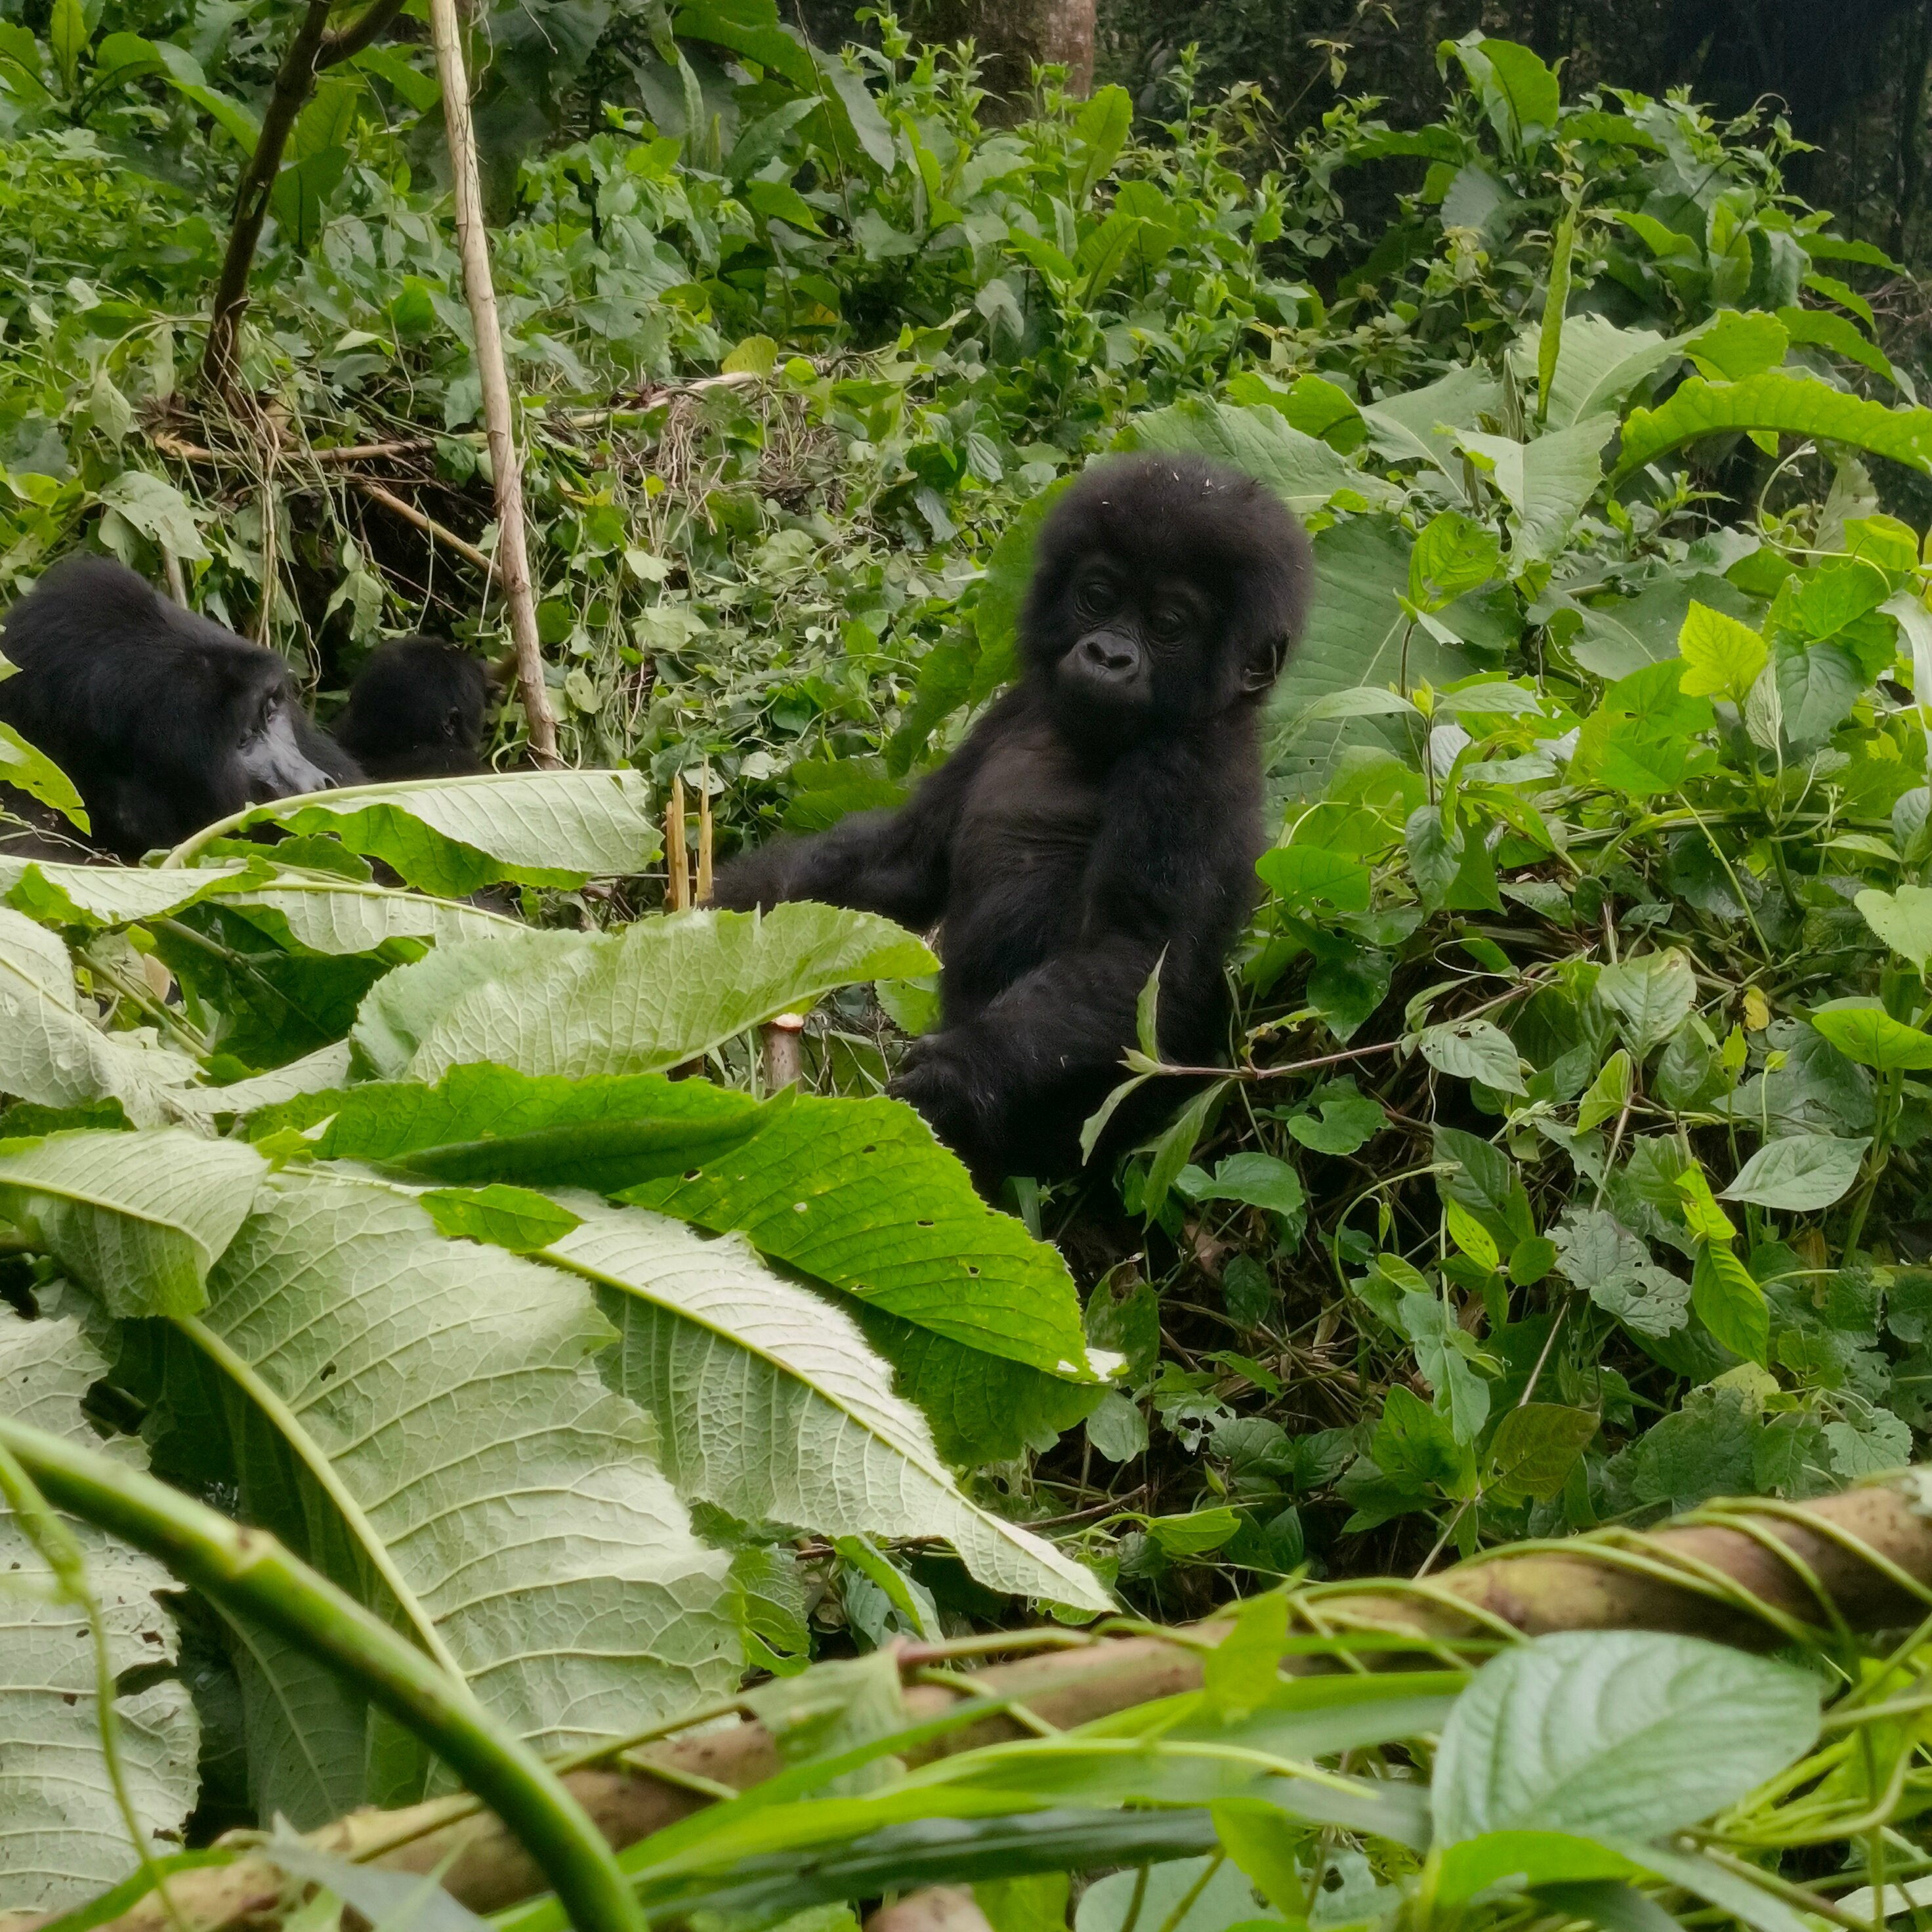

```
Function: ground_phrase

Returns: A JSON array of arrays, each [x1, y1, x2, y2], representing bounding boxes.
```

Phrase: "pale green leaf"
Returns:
[[1811, 998, 1932, 1070], [1434, 1630, 1819, 1843], [0, 857, 250, 928], [1418, 1017, 1526, 1094], [1720, 1135, 1870, 1211], [1125, 398, 1399, 514], [1596, 950, 1696, 1057], [194, 1169, 739, 1766], [549, 1200, 1109, 1610], [1677, 600, 1767, 702], [0, 1309, 200, 1913], [0, 723, 87, 830], [1458, 415, 1614, 564], [0, 1128, 263, 1318], [230, 769, 663, 895], [220, 877, 522, 955], [357, 904, 936, 1082], [1856, 884, 1932, 971]]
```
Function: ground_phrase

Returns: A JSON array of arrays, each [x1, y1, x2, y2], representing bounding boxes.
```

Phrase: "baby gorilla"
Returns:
[[713, 453, 1313, 1182], [0, 555, 359, 860], [334, 637, 490, 780]]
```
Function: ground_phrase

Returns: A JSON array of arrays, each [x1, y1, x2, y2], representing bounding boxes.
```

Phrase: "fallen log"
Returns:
[[68, 1469, 1932, 1932]]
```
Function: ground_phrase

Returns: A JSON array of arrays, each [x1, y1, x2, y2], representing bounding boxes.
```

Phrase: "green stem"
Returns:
[[0, 1415, 646, 1932], [1842, 1068, 1899, 1260]]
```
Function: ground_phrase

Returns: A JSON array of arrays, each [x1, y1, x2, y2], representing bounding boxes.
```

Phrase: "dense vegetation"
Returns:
[[10, 1, 1932, 1927]]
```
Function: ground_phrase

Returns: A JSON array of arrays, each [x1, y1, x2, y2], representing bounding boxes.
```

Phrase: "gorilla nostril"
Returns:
[[1082, 635, 1135, 673]]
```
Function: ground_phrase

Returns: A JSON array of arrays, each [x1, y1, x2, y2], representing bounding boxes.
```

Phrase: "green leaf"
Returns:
[[95, 470, 209, 563], [0, 1308, 201, 1912], [1576, 1049, 1633, 1131], [420, 1184, 583, 1251], [1126, 398, 1398, 515], [1596, 950, 1697, 1058], [351, 42, 438, 112], [1613, 372, 1932, 482], [1459, 415, 1614, 564], [1571, 660, 1715, 797], [0, 1128, 262, 1320], [621, 1090, 1100, 1379], [1551, 1208, 1690, 1338], [194, 1169, 740, 1792], [1433, 1629, 1820, 1843], [217, 877, 523, 954], [0, 910, 197, 1127], [1285, 1084, 1385, 1155], [1435, 1833, 1645, 1908], [151, 41, 260, 152], [1536, 314, 1680, 428], [1408, 511, 1502, 612], [1134, 955, 1164, 1060], [675, 0, 818, 89], [354, 905, 935, 1082], [1720, 1135, 1870, 1211], [1855, 883, 1932, 970], [1692, 1240, 1769, 1363], [1255, 844, 1371, 911], [1418, 1017, 1527, 1095], [1443, 34, 1561, 150], [1175, 1152, 1306, 1220], [275, 1064, 766, 1190], [0, 721, 87, 829], [269, 145, 350, 252], [1676, 600, 1767, 702], [1200, 1590, 1288, 1720], [1811, 998, 1932, 1070], [1487, 1403, 1598, 1500], [549, 1200, 1108, 1610], [229, 768, 663, 895], [48, 0, 84, 91], [1684, 310, 1790, 382], [1070, 85, 1132, 200]]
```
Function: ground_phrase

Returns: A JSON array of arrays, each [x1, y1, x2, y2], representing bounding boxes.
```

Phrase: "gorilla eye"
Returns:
[[1150, 602, 1192, 645], [1073, 574, 1116, 621]]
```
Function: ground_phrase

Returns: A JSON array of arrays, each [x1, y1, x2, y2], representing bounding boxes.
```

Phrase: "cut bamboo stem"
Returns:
[[761, 1012, 805, 1090], [425, 0, 558, 767], [696, 764, 714, 903], [666, 774, 690, 911]]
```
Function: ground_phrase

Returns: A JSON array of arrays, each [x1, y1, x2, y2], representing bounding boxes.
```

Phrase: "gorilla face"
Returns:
[[234, 674, 348, 803], [1047, 554, 1223, 734]]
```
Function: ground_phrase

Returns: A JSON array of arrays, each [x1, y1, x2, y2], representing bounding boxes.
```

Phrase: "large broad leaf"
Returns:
[[0, 908, 197, 1127], [1533, 314, 1681, 427], [1613, 372, 1932, 482], [1811, 998, 1932, 1071], [0, 1309, 200, 1914], [0, 1129, 263, 1319], [1433, 1629, 1819, 1844], [285, 1064, 768, 1190], [0, 856, 251, 928], [1360, 364, 1502, 494], [225, 769, 663, 896], [356, 905, 937, 1082], [547, 1200, 1109, 1611], [1459, 415, 1615, 564], [219, 878, 523, 955], [1266, 516, 1475, 799], [171, 1170, 738, 1797], [1124, 399, 1400, 514], [622, 1090, 1099, 1377]]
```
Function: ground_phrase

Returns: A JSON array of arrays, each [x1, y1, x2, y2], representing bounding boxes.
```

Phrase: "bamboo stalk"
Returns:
[[666, 773, 690, 910], [425, 0, 558, 767], [696, 763, 714, 903], [761, 1012, 805, 1089]]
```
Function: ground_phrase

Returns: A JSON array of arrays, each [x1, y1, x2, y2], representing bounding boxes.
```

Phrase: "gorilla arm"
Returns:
[[891, 730, 1260, 1178], [708, 725, 992, 929]]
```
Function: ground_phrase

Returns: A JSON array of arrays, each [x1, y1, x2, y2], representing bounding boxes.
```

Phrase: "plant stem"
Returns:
[[0, 1414, 646, 1932], [425, 0, 560, 766]]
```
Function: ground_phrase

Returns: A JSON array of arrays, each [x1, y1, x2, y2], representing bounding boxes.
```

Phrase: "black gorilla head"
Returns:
[[333, 637, 489, 781], [1020, 453, 1312, 749], [0, 555, 358, 858]]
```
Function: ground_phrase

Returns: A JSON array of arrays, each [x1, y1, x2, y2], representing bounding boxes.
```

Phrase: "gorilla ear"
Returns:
[[1239, 640, 1286, 694]]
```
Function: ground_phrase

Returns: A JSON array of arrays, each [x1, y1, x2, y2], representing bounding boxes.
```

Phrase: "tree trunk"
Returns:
[[924, 0, 1095, 116], [425, 0, 560, 765]]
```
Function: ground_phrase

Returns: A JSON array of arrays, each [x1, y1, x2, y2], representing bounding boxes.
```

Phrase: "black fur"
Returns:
[[0, 555, 361, 861], [712, 453, 1313, 1182], [334, 637, 489, 781]]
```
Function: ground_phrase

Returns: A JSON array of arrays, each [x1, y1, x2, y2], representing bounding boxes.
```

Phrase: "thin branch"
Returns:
[[354, 478, 497, 579], [426, 0, 559, 765]]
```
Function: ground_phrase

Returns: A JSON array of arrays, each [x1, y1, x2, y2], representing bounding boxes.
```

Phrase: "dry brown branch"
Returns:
[[354, 478, 498, 581], [427, 0, 556, 765], [69, 1471, 1932, 1932]]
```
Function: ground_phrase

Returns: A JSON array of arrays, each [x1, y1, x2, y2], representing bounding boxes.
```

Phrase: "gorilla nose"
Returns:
[[1080, 633, 1138, 675]]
